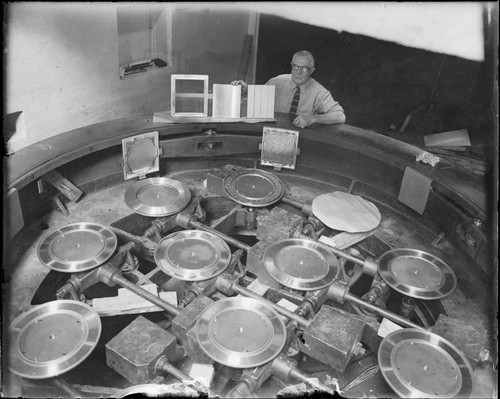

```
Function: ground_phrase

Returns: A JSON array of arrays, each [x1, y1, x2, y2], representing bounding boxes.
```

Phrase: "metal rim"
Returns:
[[196, 297, 286, 368], [124, 177, 191, 217], [154, 230, 231, 281], [37, 222, 117, 273], [378, 328, 473, 398], [222, 168, 285, 207], [378, 248, 457, 299], [8, 300, 102, 379], [263, 238, 340, 290]]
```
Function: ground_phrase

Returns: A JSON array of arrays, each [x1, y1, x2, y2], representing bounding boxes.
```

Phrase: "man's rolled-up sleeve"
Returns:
[[314, 90, 344, 114]]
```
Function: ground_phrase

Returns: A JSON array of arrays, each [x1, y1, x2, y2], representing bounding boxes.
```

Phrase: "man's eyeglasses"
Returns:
[[290, 64, 313, 73]]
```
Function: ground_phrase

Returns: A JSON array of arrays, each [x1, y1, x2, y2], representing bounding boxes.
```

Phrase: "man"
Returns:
[[232, 50, 345, 128]]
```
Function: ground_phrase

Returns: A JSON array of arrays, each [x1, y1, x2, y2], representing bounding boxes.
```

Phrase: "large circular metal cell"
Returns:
[[124, 177, 191, 217], [378, 328, 473, 398], [196, 297, 286, 368], [37, 222, 117, 273], [8, 300, 102, 380], [154, 230, 231, 281], [222, 168, 285, 207], [263, 238, 340, 290], [378, 248, 457, 299]]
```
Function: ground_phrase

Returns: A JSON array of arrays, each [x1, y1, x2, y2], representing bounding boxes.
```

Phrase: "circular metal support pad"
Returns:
[[196, 297, 286, 368], [124, 177, 191, 217], [155, 230, 231, 281], [37, 222, 117, 273], [378, 248, 457, 299], [263, 238, 340, 291], [222, 168, 285, 207], [8, 300, 102, 379], [378, 328, 473, 398]]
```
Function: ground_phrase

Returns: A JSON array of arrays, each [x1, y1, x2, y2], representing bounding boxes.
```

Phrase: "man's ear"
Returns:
[[310, 67, 316, 75]]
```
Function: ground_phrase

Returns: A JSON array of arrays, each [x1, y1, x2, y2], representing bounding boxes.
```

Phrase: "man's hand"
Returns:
[[292, 115, 314, 128], [230, 80, 248, 94]]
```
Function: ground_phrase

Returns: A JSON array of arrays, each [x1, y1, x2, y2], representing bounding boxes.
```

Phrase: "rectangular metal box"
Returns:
[[105, 316, 177, 384], [301, 305, 365, 372]]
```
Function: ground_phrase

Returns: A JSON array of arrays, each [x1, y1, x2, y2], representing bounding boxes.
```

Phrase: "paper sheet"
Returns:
[[312, 191, 381, 233]]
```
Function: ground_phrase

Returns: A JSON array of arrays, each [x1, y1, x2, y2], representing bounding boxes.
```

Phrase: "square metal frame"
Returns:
[[260, 126, 300, 170], [121, 131, 160, 180], [171, 74, 209, 117]]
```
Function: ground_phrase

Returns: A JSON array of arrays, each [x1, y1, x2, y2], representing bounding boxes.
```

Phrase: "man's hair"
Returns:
[[293, 50, 315, 66]]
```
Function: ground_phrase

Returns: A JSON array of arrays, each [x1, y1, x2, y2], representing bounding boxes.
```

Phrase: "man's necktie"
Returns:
[[289, 86, 300, 115]]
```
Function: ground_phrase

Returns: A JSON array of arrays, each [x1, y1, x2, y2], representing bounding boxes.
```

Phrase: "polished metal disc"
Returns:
[[37, 222, 117, 273], [222, 168, 285, 207], [124, 177, 191, 217], [154, 230, 231, 281], [8, 300, 101, 379], [263, 238, 340, 291], [378, 248, 457, 299], [196, 297, 286, 368], [378, 328, 473, 398]]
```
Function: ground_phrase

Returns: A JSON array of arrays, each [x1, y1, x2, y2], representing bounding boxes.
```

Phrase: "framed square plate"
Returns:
[[260, 126, 299, 170]]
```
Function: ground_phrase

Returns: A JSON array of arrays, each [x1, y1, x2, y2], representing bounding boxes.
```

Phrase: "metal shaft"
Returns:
[[158, 360, 192, 382], [110, 273, 181, 316], [344, 292, 423, 330], [280, 196, 304, 209], [52, 378, 83, 397], [289, 368, 334, 394], [299, 233, 365, 267], [232, 284, 311, 329], [188, 219, 252, 252]]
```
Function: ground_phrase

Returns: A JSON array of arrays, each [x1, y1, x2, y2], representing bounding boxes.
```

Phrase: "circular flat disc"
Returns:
[[8, 300, 102, 379], [263, 238, 340, 290], [378, 328, 473, 398], [196, 297, 286, 368], [378, 248, 457, 299], [222, 168, 284, 207], [37, 222, 117, 273], [124, 177, 191, 217], [311, 191, 381, 233], [155, 230, 231, 281]]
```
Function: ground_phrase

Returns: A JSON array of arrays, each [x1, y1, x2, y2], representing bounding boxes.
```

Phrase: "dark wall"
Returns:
[[256, 14, 494, 143]]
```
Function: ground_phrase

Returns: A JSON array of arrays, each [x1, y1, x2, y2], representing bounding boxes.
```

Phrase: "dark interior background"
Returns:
[[256, 13, 495, 148]]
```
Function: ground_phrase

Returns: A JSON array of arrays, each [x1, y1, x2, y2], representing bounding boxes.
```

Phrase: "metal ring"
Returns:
[[222, 168, 284, 207], [37, 222, 117, 273], [263, 238, 340, 290], [196, 297, 286, 368], [124, 177, 191, 217], [8, 300, 101, 379], [154, 230, 231, 281], [378, 248, 457, 299], [378, 328, 473, 398]]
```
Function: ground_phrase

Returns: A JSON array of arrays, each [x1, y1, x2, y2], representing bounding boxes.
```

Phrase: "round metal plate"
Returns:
[[155, 230, 231, 281], [378, 248, 457, 299], [8, 300, 102, 379], [378, 328, 473, 398], [124, 177, 191, 217], [263, 238, 340, 291], [37, 222, 117, 273], [196, 297, 286, 368], [222, 168, 285, 207]]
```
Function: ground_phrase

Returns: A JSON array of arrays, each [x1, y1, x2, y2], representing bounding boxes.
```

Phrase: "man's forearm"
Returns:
[[311, 110, 346, 125]]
